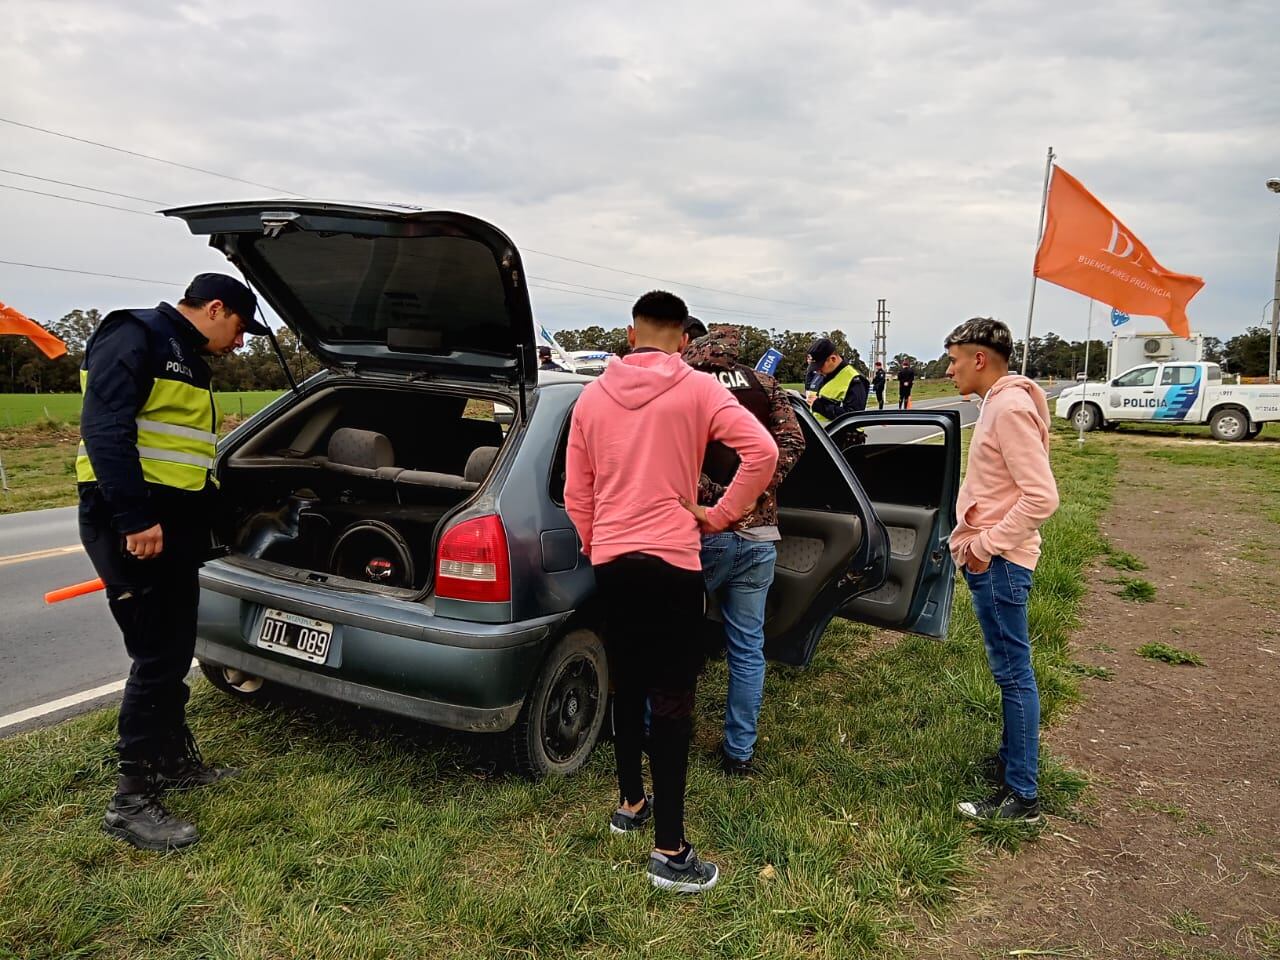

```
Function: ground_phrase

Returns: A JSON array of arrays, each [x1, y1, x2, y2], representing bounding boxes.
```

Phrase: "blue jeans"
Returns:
[[700, 533, 777, 761], [963, 555, 1039, 799]]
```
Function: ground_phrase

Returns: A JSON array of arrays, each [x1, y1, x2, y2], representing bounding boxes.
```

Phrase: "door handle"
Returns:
[[1141, 390, 1155, 394]]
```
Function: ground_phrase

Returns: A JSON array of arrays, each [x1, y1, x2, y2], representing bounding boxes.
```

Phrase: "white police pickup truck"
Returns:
[[1056, 361, 1280, 441]]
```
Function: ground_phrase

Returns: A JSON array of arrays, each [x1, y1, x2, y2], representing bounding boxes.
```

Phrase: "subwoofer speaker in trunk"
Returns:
[[328, 520, 416, 588]]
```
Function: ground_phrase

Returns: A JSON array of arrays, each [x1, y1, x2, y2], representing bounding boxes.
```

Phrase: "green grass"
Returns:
[[1067, 662, 1114, 681], [0, 391, 284, 428], [1167, 909, 1210, 937], [1104, 548, 1147, 572], [0, 419, 1118, 959], [1108, 576, 1156, 603], [1138, 642, 1204, 666]]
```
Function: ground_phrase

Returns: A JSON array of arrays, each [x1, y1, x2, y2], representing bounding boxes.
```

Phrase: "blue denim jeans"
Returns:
[[700, 532, 777, 761], [963, 555, 1039, 799]]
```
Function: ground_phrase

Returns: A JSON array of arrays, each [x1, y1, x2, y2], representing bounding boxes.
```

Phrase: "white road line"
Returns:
[[0, 659, 200, 733], [0, 543, 83, 567], [0, 677, 126, 731]]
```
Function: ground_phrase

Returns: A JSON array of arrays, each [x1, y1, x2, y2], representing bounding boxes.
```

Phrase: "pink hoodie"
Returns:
[[949, 375, 1060, 571], [564, 350, 779, 571]]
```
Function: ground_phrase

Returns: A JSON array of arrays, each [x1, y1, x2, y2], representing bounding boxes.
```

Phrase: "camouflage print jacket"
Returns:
[[683, 325, 805, 531]]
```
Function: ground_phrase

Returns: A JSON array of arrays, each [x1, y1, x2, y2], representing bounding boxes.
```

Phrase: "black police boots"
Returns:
[[102, 766, 200, 852], [154, 727, 240, 791]]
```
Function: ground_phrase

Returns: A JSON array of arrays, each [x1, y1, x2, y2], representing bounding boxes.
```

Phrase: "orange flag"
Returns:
[[0, 302, 67, 359], [1033, 167, 1204, 338]]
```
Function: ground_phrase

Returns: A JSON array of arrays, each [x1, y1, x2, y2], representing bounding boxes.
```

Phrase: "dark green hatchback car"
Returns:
[[165, 200, 962, 779]]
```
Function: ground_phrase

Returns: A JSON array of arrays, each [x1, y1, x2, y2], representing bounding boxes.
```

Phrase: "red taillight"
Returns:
[[436, 515, 511, 603]]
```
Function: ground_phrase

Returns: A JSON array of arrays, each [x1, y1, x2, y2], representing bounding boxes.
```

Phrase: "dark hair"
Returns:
[[683, 315, 707, 339], [178, 297, 211, 310], [632, 290, 688, 328], [944, 317, 1014, 361]]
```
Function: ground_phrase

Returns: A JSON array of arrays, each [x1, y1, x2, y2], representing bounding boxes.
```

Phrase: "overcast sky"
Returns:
[[3, 0, 1278, 363]]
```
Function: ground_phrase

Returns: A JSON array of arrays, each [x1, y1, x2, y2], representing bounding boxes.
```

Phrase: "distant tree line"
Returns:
[[0, 308, 322, 393], [2, 309, 1274, 393]]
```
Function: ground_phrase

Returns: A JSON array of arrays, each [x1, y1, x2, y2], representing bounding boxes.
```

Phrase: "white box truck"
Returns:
[[1056, 361, 1280, 441], [1108, 331, 1204, 379]]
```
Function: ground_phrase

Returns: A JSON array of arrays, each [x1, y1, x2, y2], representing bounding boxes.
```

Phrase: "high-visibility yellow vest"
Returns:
[[812, 364, 857, 424], [76, 365, 218, 491]]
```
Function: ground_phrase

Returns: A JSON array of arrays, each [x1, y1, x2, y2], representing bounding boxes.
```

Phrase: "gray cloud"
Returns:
[[2, 0, 1278, 360]]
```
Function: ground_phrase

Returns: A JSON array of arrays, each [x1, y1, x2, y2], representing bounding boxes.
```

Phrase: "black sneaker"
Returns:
[[957, 785, 1041, 823], [719, 744, 754, 777], [102, 789, 200, 851], [609, 796, 653, 835], [155, 728, 240, 791], [647, 844, 719, 893]]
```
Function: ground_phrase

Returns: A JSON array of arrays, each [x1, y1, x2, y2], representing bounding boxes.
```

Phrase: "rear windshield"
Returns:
[[253, 232, 511, 354]]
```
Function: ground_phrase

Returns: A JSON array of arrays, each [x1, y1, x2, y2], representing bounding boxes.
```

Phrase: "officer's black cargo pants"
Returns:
[[79, 490, 203, 769]]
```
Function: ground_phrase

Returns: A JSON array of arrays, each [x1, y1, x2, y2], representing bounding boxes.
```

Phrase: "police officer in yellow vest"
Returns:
[[78, 273, 267, 851], [806, 337, 870, 424]]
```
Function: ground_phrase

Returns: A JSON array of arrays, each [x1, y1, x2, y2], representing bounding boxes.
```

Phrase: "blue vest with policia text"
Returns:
[[76, 308, 218, 493]]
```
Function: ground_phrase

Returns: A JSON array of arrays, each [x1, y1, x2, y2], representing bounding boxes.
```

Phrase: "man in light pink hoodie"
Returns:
[[945, 317, 1059, 823], [565, 291, 777, 893]]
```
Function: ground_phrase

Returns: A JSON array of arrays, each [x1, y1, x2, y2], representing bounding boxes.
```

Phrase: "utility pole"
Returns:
[[872, 298, 890, 370]]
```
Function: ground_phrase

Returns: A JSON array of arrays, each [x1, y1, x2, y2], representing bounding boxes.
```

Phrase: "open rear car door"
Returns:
[[826, 410, 962, 639]]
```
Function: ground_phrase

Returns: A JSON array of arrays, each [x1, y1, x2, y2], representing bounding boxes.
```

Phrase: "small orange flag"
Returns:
[[1033, 167, 1204, 338], [0, 302, 67, 359]]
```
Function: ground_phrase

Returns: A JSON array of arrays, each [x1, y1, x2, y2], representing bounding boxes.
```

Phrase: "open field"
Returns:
[[0, 422, 1116, 959], [0, 392, 285, 428]]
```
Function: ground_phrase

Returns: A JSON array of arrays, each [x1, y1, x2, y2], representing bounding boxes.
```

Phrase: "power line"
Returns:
[[0, 259, 182, 286], [0, 167, 165, 205], [1, 117, 834, 312], [0, 116, 299, 194], [523, 247, 832, 311], [0, 182, 159, 218]]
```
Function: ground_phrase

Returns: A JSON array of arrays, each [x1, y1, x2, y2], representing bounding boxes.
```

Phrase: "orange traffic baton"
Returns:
[[44, 577, 105, 604]]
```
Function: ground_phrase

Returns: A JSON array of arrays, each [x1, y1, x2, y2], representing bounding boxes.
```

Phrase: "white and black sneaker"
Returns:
[[609, 795, 653, 835], [647, 845, 719, 893], [957, 785, 1041, 823]]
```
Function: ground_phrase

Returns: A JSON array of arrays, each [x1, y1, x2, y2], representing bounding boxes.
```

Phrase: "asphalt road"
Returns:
[[0, 389, 1045, 736]]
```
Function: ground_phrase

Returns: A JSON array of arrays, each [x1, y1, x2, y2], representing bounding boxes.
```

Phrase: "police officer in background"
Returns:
[[78, 273, 268, 851], [806, 337, 869, 424]]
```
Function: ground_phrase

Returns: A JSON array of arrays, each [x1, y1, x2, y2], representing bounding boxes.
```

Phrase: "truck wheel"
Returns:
[[1209, 408, 1249, 442], [508, 628, 609, 780], [199, 661, 269, 701], [1071, 403, 1102, 432]]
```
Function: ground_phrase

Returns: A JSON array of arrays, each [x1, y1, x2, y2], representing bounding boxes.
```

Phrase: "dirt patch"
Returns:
[[916, 441, 1280, 959]]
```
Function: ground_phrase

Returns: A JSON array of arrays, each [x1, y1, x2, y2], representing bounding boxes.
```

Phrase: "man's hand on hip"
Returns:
[[678, 496, 720, 532], [125, 524, 164, 559], [965, 554, 990, 575]]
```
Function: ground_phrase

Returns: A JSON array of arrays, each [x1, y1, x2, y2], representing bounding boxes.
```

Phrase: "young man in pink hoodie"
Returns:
[[564, 291, 778, 892], [945, 317, 1060, 823]]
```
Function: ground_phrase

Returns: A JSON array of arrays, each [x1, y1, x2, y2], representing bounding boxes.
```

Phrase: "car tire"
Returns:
[[1209, 407, 1249, 442], [1071, 403, 1102, 432], [1247, 422, 1264, 438], [508, 628, 609, 780], [199, 660, 270, 701]]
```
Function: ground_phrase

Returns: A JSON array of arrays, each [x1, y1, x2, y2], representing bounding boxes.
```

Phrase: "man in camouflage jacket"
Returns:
[[682, 325, 805, 774]]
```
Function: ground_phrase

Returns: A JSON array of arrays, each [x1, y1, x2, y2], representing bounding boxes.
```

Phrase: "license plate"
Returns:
[[257, 608, 334, 664]]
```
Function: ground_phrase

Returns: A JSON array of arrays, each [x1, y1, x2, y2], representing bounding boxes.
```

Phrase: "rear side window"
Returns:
[[1206, 364, 1222, 382], [1160, 366, 1198, 386], [549, 404, 575, 506]]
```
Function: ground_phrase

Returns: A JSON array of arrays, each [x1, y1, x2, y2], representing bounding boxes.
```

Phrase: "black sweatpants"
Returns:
[[78, 487, 209, 768], [594, 553, 706, 851]]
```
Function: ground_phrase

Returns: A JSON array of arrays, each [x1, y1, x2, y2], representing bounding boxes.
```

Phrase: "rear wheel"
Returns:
[[1209, 407, 1249, 442], [1071, 403, 1102, 432], [508, 629, 609, 779], [199, 661, 270, 701]]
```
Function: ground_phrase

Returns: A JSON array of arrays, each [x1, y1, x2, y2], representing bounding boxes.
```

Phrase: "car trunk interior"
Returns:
[[217, 382, 510, 595]]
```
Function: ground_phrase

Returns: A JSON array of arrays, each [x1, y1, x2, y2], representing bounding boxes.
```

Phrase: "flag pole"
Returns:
[[1020, 145, 1057, 375], [1078, 298, 1094, 445]]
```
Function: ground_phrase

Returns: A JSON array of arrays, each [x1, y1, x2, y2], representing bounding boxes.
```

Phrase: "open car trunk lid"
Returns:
[[163, 201, 537, 389]]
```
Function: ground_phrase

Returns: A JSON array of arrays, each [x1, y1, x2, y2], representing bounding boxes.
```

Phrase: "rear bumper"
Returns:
[[196, 560, 564, 732]]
